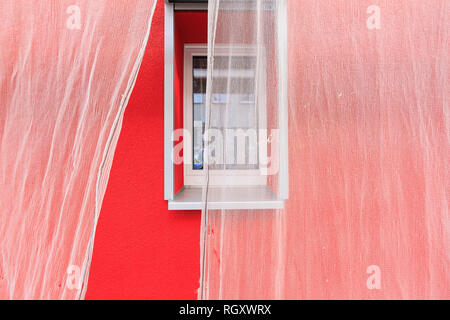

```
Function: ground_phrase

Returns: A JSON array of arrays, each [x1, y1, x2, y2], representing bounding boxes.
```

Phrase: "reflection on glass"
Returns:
[[192, 56, 206, 170], [192, 55, 258, 171]]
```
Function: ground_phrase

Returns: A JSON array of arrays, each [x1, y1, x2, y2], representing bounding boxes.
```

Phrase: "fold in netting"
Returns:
[[200, 0, 449, 299], [0, 0, 156, 299]]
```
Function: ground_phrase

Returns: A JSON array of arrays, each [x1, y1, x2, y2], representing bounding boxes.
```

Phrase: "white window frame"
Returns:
[[183, 44, 268, 186]]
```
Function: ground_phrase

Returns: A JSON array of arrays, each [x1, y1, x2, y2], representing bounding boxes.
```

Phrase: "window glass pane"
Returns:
[[192, 55, 259, 171], [192, 56, 206, 170]]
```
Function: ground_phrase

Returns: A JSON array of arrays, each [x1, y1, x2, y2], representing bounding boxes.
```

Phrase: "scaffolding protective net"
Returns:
[[200, 0, 449, 299], [0, 0, 156, 299]]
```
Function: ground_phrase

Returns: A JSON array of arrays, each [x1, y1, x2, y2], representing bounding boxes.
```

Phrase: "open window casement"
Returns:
[[164, 0, 288, 210]]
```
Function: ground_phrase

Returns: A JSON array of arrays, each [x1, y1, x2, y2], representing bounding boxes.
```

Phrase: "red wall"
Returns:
[[174, 11, 208, 192], [86, 3, 206, 299]]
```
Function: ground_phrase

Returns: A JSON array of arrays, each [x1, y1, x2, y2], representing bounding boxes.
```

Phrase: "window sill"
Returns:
[[168, 186, 284, 211]]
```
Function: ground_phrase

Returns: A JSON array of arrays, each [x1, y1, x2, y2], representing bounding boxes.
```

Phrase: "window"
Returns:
[[164, 2, 288, 210], [183, 45, 267, 186]]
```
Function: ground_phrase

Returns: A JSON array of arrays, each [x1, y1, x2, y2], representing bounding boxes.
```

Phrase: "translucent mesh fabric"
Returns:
[[0, 0, 156, 299], [200, 0, 449, 299]]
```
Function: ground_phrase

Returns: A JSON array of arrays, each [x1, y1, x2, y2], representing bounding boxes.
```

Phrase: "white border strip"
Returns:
[[164, 1, 175, 200]]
